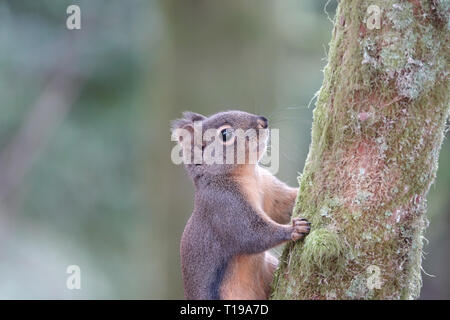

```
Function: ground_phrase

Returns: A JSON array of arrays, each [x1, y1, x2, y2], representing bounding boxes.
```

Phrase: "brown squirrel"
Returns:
[[171, 110, 310, 300]]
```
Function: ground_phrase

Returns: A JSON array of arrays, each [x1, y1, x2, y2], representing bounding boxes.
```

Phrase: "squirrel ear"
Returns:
[[171, 119, 196, 146], [170, 111, 205, 134], [170, 118, 190, 132], [182, 111, 206, 123]]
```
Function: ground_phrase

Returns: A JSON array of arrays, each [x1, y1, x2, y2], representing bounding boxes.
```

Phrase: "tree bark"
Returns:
[[271, 0, 449, 300]]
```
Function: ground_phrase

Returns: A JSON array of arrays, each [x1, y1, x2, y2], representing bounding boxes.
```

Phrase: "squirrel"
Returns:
[[171, 110, 310, 300]]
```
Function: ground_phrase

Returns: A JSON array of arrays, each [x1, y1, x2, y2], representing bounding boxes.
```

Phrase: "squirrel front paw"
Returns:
[[291, 218, 311, 241]]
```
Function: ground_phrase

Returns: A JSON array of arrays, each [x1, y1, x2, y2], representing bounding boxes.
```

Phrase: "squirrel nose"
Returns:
[[257, 116, 268, 129]]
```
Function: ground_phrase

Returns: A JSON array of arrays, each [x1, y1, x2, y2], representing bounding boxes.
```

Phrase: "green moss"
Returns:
[[271, 0, 449, 300], [346, 274, 371, 299], [378, 31, 414, 72], [359, 0, 447, 100], [402, 216, 426, 299], [300, 228, 346, 277], [386, 2, 414, 31]]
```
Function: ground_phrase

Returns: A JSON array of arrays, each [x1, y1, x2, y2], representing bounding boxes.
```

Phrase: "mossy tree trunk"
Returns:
[[271, 0, 449, 300]]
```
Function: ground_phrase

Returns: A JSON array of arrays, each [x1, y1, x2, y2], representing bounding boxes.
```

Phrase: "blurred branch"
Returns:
[[0, 41, 81, 208]]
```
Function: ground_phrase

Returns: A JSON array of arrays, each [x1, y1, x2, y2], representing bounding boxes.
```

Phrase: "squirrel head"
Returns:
[[171, 110, 269, 177]]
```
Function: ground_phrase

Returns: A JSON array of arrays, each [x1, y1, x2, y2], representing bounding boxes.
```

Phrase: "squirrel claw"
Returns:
[[291, 217, 310, 241]]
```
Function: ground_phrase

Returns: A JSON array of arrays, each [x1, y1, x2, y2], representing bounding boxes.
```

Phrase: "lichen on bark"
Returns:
[[271, 0, 449, 300]]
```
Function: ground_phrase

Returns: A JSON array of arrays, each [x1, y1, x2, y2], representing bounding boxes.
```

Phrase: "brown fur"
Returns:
[[220, 164, 298, 299], [220, 252, 277, 299], [233, 165, 297, 224], [173, 110, 310, 300]]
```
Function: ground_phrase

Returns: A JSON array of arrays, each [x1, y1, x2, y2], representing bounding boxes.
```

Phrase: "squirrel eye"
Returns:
[[220, 128, 233, 142]]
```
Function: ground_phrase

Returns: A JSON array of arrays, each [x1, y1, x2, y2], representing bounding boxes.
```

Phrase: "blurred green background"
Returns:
[[0, 0, 448, 299]]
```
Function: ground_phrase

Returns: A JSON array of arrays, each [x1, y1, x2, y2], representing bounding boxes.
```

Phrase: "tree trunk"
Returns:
[[271, 0, 449, 300]]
